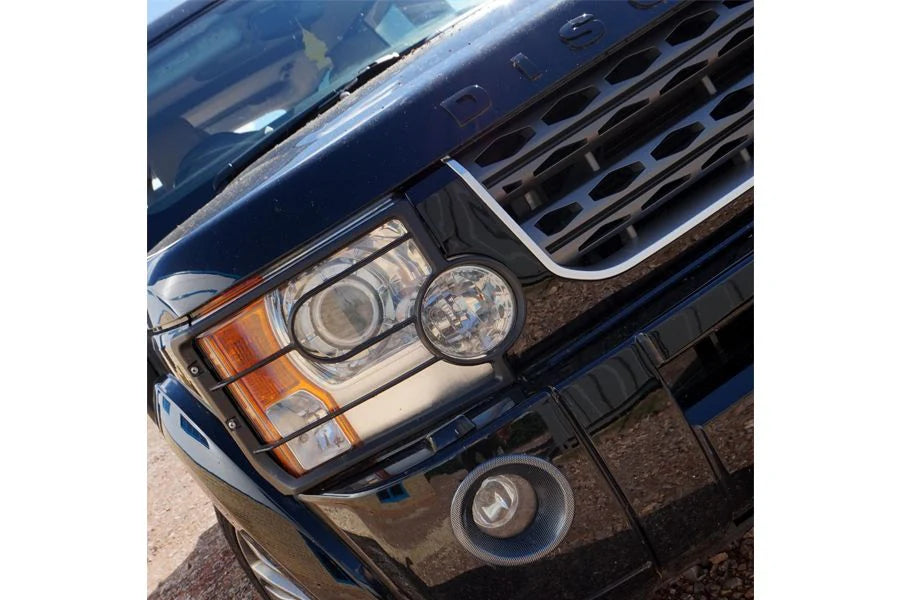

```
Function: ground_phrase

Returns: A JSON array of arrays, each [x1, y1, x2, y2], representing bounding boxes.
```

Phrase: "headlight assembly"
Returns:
[[197, 219, 433, 475], [194, 219, 523, 479], [265, 391, 352, 467]]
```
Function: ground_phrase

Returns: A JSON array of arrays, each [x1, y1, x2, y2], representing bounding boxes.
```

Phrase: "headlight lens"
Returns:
[[269, 221, 431, 384], [419, 264, 517, 361], [265, 391, 351, 468], [308, 277, 382, 349], [472, 474, 537, 538]]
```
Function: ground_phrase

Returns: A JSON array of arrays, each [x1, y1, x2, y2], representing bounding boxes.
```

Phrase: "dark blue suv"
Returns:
[[148, 2, 754, 598]]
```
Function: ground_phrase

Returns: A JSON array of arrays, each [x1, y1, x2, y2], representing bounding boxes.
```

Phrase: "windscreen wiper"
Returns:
[[212, 51, 408, 194]]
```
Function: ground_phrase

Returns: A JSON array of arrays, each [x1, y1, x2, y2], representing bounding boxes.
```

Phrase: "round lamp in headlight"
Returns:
[[307, 277, 383, 349], [418, 263, 518, 361], [472, 474, 537, 538]]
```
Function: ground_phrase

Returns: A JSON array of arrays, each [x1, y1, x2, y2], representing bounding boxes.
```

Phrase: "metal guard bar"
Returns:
[[208, 232, 420, 391], [253, 356, 441, 453], [197, 228, 441, 455]]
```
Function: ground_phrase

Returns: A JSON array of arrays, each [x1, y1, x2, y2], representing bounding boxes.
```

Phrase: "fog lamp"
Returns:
[[472, 474, 537, 538], [451, 455, 575, 565], [418, 263, 519, 362]]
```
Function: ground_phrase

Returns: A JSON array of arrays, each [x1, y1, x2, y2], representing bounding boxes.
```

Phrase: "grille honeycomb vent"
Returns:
[[455, 1, 754, 269]]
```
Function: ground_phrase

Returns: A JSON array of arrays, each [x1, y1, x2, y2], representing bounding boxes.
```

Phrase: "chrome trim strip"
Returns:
[[443, 158, 753, 281]]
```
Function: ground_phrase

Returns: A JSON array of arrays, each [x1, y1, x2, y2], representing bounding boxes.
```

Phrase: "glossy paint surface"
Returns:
[[303, 223, 754, 592], [147, 0, 679, 324], [154, 376, 389, 599], [152, 201, 753, 598], [146, 2, 755, 598], [304, 394, 656, 600], [415, 171, 754, 375], [703, 392, 754, 518], [559, 345, 731, 566]]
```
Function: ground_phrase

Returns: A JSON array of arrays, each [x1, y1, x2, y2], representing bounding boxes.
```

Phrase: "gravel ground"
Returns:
[[148, 419, 751, 599], [147, 419, 262, 600], [654, 531, 754, 600]]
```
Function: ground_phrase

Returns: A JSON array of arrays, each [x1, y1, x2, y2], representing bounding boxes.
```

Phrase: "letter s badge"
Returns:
[[559, 14, 606, 49]]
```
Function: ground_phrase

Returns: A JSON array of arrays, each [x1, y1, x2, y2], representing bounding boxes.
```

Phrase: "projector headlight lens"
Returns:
[[307, 277, 383, 350], [272, 220, 431, 384], [418, 263, 518, 361]]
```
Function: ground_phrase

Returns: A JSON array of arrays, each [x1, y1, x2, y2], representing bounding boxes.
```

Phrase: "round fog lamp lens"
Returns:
[[472, 474, 537, 538], [419, 264, 516, 360]]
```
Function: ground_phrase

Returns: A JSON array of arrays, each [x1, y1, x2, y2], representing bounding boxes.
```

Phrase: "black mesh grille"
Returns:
[[456, 1, 753, 268]]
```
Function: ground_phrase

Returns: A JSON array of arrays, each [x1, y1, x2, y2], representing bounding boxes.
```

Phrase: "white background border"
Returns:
[[2, 0, 898, 597]]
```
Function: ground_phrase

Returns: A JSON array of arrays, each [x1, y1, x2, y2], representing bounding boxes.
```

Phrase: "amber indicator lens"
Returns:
[[196, 298, 358, 476]]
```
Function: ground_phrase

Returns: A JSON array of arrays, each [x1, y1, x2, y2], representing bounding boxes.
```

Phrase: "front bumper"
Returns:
[[154, 206, 753, 600], [302, 239, 753, 600]]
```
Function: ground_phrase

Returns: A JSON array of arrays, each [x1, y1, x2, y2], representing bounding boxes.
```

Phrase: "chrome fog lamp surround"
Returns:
[[415, 258, 524, 365], [450, 454, 575, 566]]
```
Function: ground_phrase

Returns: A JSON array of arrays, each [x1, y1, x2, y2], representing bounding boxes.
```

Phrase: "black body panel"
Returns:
[[148, 2, 754, 599], [147, 0, 681, 326]]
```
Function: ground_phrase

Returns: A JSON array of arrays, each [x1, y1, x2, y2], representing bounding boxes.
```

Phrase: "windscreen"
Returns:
[[147, 0, 481, 247]]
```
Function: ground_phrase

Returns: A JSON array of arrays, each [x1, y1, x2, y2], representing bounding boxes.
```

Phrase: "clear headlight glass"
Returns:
[[471, 474, 537, 538], [419, 264, 516, 360], [265, 391, 350, 469], [266, 220, 431, 385]]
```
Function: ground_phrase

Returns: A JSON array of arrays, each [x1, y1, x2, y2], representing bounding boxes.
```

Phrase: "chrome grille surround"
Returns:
[[451, 0, 754, 278]]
